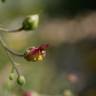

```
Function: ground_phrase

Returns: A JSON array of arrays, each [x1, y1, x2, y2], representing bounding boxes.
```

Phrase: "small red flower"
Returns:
[[24, 44, 48, 61]]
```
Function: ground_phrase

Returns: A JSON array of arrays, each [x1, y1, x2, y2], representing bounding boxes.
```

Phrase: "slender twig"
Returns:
[[0, 34, 21, 76], [6, 52, 20, 77], [0, 27, 23, 32], [0, 36, 24, 57]]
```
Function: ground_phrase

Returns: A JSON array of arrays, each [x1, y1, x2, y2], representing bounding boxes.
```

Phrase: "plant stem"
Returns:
[[0, 27, 23, 32], [0, 35, 21, 76], [7, 52, 20, 77], [0, 36, 24, 57], [0, 27, 25, 77]]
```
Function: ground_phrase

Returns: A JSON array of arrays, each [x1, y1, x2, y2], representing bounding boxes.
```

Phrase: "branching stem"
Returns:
[[7, 52, 20, 77], [0, 31, 24, 76]]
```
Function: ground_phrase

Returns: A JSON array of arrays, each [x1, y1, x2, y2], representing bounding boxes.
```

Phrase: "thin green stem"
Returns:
[[7, 52, 20, 77], [0, 34, 21, 76], [0, 36, 24, 57], [0, 27, 23, 32], [0, 27, 24, 75], [0, 27, 25, 77]]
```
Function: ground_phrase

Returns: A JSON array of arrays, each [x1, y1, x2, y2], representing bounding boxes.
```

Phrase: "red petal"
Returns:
[[39, 44, 49, 50]]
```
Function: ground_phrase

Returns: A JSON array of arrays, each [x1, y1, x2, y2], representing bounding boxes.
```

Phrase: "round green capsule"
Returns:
[[17, 75, 26, 86], [22, 14, 39, 31], [9, 73, 15, 80]]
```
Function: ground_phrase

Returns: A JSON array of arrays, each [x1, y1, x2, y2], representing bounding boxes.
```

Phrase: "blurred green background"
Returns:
[[0, 0, 96, 96]]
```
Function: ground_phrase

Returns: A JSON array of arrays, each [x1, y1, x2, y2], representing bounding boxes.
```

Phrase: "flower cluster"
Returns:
[[0, 14, 48, 86]]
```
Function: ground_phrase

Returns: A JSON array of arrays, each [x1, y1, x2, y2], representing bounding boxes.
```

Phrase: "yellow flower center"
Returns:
[[33, 54, 44, 61]]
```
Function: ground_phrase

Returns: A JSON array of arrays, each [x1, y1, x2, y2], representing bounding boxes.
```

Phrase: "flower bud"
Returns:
[[24, 44, 48, 61], [22, 14, 39, 31], [17, 75, 26, 86], [9, 73, 15, 80]]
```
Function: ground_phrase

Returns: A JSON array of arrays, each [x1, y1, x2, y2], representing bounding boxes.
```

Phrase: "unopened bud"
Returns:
[[17, 75, 26, 86], [9, 73, 15, 80], [22, 14, 39, 31]]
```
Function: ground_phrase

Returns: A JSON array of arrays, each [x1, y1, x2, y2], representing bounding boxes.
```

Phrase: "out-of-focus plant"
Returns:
[[1, 0, 5, 3], [0, 1, 48, 87]]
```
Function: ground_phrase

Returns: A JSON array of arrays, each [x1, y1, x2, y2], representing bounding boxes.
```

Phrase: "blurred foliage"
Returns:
[[1, 0, 6, 3]]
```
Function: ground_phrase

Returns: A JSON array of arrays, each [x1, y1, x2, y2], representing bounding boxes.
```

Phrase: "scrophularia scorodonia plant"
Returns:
[[0, 10, 48, 86]]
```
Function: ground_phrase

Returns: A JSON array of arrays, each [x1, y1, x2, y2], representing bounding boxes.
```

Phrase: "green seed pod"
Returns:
[[9, 73, 15, 80], [22, 14, 39, 31], [17, 75, 26, 86]]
